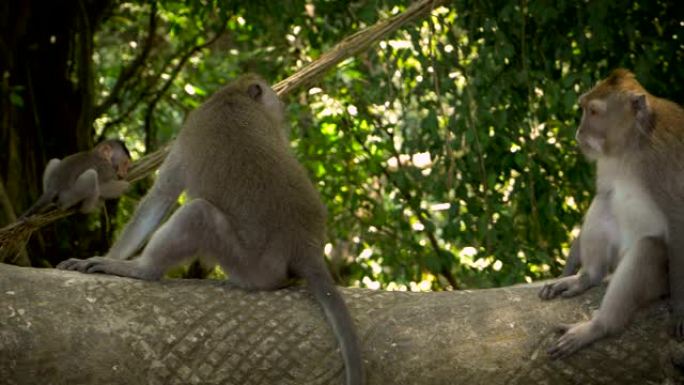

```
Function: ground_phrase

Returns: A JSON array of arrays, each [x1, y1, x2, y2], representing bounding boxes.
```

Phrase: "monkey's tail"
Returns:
[[18, 193, 55, 220], [293, 258, 364, 385]]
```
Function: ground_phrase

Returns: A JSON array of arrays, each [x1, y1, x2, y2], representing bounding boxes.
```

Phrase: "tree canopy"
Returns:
[[1, 0, 683, 290]]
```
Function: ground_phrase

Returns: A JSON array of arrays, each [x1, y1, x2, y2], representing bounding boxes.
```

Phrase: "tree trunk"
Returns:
[[0, 263, 680, 385]]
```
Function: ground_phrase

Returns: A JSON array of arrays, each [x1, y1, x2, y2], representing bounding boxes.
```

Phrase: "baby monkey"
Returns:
[[57, 75, 364, 385], [20, 139, 131, 218]]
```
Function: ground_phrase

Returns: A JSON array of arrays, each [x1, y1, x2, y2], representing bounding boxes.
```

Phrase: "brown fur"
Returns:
[[541, 69, 684, 358], [20, 139, 131, 218], [57, 75, 364, 385]]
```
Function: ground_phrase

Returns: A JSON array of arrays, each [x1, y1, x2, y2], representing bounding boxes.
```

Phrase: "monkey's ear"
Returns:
[[247, 83, 263, 101], [630, 93, 653, 132], [96, 143, 114, 161]]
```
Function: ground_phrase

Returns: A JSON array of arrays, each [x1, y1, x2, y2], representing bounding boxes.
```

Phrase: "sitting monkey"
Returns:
[[20, 139, 131, 218], [540, 69, 684, 358], [57, 76, 364, 385]]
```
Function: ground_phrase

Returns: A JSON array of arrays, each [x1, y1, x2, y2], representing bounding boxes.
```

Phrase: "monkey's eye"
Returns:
[[589, 107, 598, 116]]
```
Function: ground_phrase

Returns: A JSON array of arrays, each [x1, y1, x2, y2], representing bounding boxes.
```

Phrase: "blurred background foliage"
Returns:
[[1, 0, 683, 290]]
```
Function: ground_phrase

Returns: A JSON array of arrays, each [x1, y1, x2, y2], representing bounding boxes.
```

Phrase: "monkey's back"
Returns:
[[46, 152, 117, 193], [176, 92, 327, 251], [635, 95, 684, 216]]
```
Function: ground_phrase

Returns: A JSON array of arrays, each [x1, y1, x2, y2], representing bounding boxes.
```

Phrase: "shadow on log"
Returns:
[[0, 263, 681, 385]]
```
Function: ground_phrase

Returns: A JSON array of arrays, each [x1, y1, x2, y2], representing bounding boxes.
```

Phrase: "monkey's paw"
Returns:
[[58, 257, 159, 280], [547, 321, 603, 360], [538, 277, 587, 300], [56, 256, 108, 274]]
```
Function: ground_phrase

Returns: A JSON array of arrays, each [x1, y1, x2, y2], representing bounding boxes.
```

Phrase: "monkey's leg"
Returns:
[[540, 196, 616, 300], [58, 199, 243, 280], [42, 158, 61, 190], [57, 169, 100, 213], [548, 236, 667, 359], [561, 237, 582, 277], [539, 272, 598, 300], [99, 152, 183, 261]]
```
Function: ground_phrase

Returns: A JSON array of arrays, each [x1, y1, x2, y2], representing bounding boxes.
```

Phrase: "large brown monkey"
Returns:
[[539, 69, 684, 358], [20, 139, 131, 218], [57, 75, 364, 385]]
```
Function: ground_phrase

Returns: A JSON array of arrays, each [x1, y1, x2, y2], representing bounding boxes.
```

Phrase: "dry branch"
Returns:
[[0, 0, 448, 263], [271, 0, 447, 96]]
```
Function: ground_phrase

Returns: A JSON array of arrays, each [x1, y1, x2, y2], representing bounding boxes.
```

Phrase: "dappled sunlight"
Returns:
[[5, 0, 680, 292]]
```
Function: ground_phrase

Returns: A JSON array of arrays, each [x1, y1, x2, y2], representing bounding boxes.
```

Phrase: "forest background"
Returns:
[[1, 0, 682, 291]]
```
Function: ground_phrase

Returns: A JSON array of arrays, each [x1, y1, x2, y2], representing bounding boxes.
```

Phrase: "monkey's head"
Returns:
[[95, 139, 132, 178], [220, 74, 285, 126], [575, 69, 653, 160]]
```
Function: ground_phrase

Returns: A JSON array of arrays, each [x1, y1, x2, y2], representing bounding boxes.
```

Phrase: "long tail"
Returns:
[[18, 193, 55, 220], [293, 258, 364, 385]]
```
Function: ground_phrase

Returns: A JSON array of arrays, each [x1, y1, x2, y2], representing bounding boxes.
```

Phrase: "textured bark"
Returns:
[[1, 263, 682, 385]]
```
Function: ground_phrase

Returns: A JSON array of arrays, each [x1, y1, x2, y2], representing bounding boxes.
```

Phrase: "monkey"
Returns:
[[20, 139, 131, 219], [538, 69, 684, 359], [559, 203, 617, 279], [560, 237, 581, 277], [56, 75, 364, 385], [539, 187, 621, 300]]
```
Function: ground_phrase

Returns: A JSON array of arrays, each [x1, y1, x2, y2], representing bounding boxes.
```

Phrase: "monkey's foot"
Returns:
[[547, 321, 605, 359], [538, 275, 590, 300], [57, 257, 159, 280]]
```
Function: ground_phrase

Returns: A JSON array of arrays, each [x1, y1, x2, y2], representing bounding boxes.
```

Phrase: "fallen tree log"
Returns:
[[0, 263, 680, 385]]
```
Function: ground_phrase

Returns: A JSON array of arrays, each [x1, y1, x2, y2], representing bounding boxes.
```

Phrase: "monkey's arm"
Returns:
[[561, 237, 581, 276], [104, 156, 184, 260], [99, 180, 130, 199]]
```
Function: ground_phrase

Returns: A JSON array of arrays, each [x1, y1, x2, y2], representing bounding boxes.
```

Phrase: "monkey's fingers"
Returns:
[[83, 257, 121, 275], [56, 258, 90, 272], [547, 333, 582, 360], [559, 284, 587, 298], [539, 281, 570, 300], [538, 284, 557, 300], [547, 323, 583, 359], [84, 258, 156, 280], [552, 322, 577, 334]]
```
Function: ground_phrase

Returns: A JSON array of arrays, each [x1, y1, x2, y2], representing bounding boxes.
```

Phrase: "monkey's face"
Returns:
[[114, 157, 131, 178], [576, 97, 609, 159], [576, 94, 638, 159]]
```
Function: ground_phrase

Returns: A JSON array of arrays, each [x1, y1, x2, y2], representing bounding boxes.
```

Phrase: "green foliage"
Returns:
[[93, 0, 684, 290]]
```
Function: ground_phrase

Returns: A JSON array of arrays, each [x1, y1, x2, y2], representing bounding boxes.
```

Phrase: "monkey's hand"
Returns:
[[99, 180, 130, 199], [538, 275, 591, 300], [56, 257, 160, 281], [547, 321, 604, 359]]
